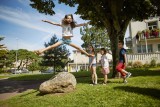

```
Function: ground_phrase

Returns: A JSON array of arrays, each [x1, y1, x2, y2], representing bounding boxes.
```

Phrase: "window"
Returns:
[[158, 44, 160, 52], [148, 44, 153, 53], [147, 21, 158, 30], [137, 44, 153, 53]]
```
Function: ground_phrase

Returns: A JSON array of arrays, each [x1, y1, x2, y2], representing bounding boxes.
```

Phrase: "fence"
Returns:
[[127, 53, 160, 64]]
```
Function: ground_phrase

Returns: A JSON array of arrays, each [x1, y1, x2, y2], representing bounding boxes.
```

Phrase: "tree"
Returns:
[[40, 34, 70, 72], [0, 37, 8, 69], [7, 49, 39, 69], [80, 26, 110, 50], [30, 0, 160, 77]]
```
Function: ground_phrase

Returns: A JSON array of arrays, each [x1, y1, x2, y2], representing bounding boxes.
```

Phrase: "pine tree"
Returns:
[[40, 34, 70, 72]]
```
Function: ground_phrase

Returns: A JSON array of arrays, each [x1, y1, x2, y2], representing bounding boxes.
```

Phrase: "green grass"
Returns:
[[0, 68, 160, 107], [0, 75, 10, 79]]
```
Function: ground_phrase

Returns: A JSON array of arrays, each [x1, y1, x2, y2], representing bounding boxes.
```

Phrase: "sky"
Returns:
[[0, 0, 129, 58]]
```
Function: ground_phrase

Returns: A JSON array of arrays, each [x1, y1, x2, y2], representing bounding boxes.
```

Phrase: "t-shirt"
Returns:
[[89, 52, 96, 65], [101, 55, 109, 67], [119, 48, 126, 63], [61, 23, 73, 37]]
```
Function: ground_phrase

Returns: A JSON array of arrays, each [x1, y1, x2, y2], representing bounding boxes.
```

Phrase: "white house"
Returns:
[[125, 17, 160, 64], [68, 50, 112, 72]]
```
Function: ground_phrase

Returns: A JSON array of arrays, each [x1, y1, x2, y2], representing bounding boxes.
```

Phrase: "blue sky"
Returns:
[[0, 0, 129, 58]]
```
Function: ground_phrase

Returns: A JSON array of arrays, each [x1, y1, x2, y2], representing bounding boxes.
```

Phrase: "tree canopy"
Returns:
[[30, 0, 160, 77], [80, 26, 110, 50], [40, 34, 70, 72]]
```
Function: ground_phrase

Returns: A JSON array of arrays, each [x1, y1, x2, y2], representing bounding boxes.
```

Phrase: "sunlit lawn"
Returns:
[[0, 68, 160, 107]]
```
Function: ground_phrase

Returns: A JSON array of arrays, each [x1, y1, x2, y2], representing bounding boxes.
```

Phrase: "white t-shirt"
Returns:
[[101, 55, 109, 68], [61, 23, 73, 37]]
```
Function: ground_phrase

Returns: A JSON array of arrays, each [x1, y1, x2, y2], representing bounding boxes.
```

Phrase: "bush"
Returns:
[[127, 62, 133, 67], [143, 62, 150, 68], [132, 61, 143, 68], [150, 59, 156, 67], [157, 63, 160, 67]]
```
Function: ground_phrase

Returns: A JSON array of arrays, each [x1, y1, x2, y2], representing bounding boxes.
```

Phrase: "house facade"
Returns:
[[125, 17, 160, 64], [126, 17, 160, 54]]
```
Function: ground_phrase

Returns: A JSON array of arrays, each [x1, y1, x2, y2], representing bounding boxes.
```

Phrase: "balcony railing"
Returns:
[[139, 31, 160, 40]]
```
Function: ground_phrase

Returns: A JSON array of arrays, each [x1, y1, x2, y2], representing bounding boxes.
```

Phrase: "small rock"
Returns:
[[39, 72, 77, 94]]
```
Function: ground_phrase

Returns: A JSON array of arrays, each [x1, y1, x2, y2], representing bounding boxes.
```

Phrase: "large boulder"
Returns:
[[39, 72, 77, 94]]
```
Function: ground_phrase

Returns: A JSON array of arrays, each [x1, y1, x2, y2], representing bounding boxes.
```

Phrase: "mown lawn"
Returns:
[[0, 68, 160, 107]]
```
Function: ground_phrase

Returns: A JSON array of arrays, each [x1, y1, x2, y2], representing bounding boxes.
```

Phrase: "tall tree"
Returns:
[[0, 37, 8, 69], [40, 34, 70, 72], [7, 49, 39, 69], [30, 0, 160, 77], [80, 26, 110, 50]]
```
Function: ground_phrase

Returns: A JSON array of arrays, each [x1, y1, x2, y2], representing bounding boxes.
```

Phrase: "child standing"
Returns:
[[100, 48, 110, 85], [116, 41, 132, 83], [35, 14, 92, 57], [88, 45, 97, 85]]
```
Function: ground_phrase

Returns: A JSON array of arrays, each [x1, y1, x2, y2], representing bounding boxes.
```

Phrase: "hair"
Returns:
[[100, 48, 107, 54], [89, 45, 95, 54], [119, 40, 124, 45], [62, 14, 76, 29]]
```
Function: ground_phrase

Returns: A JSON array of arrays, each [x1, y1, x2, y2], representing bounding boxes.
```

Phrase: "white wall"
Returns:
[[129, 17, 160, 53]]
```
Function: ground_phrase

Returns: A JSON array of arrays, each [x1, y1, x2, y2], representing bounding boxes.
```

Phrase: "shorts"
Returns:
[[92, 64, 96, 67], [89, 64, 96, 67], [101, 67, 110, 75], [60, 38, 72, 45], [116, 62, 126, 77]]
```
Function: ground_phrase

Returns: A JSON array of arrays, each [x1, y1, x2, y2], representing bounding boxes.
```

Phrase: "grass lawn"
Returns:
[[0, 68, 160, 107]]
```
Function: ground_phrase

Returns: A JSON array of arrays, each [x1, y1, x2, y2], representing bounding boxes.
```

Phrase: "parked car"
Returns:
[[11, 68, 29, 74], [41, 67, 54, 74], [21, 68, 29, 73], [12, 70, 22, 74]]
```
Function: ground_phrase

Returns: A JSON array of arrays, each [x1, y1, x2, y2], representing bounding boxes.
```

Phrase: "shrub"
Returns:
[[127, 62, 133, 67], [143, 62, 150, 68], [132, 61, 143, 68], [150, 59, 156, 67], [157, 63, 160, 67]]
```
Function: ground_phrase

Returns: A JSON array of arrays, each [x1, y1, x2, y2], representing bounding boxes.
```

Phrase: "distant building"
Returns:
[[125, 17, 160, 64], [125, 17, 160, 54], [68, 50, 112, 72]]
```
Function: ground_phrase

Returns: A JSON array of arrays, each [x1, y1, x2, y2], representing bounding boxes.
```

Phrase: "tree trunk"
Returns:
[[110, 34, 119, 78], [18, 60, 22, 70]]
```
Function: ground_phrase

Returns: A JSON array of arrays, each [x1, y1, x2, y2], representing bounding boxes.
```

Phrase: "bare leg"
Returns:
[[121, 69, 128, 74], [92, 66, 97, 84], [35, 41, 62, 55], [104, 74, 107, 84], [69, 43, 91, 57], [90, 67, 95, 84]]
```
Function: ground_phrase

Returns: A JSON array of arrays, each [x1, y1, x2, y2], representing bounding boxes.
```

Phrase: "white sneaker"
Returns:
[[123, 79, 127, 83], [126, 72, 132, 78]]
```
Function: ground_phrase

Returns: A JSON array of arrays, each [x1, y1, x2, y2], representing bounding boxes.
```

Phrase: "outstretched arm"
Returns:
[[42, 20, 61, 26], [75, 22, 90, 27]]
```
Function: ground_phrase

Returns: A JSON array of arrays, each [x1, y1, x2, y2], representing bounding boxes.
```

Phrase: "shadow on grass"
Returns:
[[0, 79, 44, 94], [114, 86, 160, 100], [126, 68, 160, 77]]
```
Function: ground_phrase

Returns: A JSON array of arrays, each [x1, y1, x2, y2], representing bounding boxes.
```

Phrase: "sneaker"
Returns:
[[123, 79, 127, 83], [102, 83, 107, 85], [126, 72, 132, 78]]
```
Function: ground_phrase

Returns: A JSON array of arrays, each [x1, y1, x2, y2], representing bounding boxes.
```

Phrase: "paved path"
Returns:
[[0, 79, 44, 100]]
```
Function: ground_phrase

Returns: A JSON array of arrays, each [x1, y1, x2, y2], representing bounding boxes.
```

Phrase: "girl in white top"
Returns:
[[100, 48, 110, 85], [35, 14, 92, 57], [88, 45, 97, 85]]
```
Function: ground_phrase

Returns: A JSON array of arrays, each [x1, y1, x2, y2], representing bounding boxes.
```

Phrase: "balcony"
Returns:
[[138, 30, 160, 40]]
